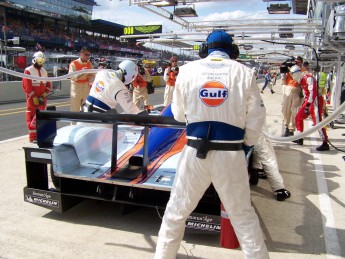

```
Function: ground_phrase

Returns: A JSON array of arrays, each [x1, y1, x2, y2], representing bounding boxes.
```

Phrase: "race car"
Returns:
[[23, 104, 233, 232]]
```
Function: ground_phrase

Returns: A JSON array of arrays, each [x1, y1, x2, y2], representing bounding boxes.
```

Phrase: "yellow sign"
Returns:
[[123, 25, 162, 35]]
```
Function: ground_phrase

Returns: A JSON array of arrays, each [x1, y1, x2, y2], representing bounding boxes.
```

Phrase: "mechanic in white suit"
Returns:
[[155, 31, 269, 259], [251, 130, 291, 201], [83, 60, 140, 114]]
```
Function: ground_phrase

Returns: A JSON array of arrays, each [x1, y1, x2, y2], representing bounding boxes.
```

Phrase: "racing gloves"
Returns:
[[39, 92, 47, 105], [32, 96, 40, 106], [32, 92, 48, 106]]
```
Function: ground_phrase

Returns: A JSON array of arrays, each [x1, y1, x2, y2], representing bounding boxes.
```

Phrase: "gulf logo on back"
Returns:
[[95, 81, 105, 92], [199, 81, 228, 107]]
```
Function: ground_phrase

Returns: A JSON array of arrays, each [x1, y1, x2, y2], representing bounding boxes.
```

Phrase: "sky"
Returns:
[[92, 0, 306, 34], [92, 0, 307, 55]]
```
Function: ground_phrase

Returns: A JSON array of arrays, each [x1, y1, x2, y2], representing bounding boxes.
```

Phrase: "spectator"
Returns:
[[68, 47, 95, 112], [22, 51, 52, 143]]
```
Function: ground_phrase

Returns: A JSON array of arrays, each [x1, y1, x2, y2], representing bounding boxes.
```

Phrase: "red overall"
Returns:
[[22, 65, 51, 142], [295, 74, 328, 142]]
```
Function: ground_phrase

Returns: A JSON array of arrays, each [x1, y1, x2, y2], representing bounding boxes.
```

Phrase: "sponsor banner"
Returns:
[[24, 189, 60, 209], [123, 25, 162, 35], [186, 213, 221, 232]]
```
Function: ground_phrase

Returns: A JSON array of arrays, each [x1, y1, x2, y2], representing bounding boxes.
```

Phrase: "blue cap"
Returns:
[[207, 30, 233, 56]]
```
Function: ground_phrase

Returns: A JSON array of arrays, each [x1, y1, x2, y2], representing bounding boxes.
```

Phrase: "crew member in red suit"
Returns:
[[290, 65, 329, 151], [22, 51, 51, 143]]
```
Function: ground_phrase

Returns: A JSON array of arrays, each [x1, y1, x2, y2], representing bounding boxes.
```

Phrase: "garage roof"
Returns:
[[292, 0, 308, 15], [82, 19, 125, 37]]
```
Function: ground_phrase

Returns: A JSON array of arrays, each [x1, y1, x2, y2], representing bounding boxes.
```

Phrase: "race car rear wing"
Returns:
[[36, 107, 186, 173]]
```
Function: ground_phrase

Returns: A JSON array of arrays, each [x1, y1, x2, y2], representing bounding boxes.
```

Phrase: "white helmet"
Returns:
[[32, 51, 46, 65], [118, 60, 138, 85], [290, 65, 303, 82]]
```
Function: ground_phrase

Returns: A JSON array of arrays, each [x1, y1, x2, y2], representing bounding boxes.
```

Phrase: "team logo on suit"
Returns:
[[95, 81, 105, 92], [199, 81, 228, 107]]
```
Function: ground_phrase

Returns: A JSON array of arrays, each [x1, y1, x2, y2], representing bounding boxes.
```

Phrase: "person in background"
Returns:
[[261, 70, 275, 94], [281, 56, 303, 137], [68, 47, 95, 112], [326, 70, 333, 105], [163, 56, 179, 106], [132, 60, 152, 109], [302, 61, 311, 74], [271, 72, 277, 86], [98, 57, 111, 69], [295, 56, 304, 69], [150, 66, 158, 76], [22, 51, 51, 143], [155, 30, 269, 259], [290, 65, 330, 151], [318, 67, 330, 122]]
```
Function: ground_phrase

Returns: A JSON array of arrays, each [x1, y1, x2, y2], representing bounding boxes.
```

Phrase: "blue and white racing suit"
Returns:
[[155, 51, 269, 259], [84, 69, 139, 114]]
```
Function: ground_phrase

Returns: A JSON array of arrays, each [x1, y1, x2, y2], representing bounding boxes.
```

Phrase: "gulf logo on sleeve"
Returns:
[[199, 81, 228, 107], [95, 81, 105, 92]]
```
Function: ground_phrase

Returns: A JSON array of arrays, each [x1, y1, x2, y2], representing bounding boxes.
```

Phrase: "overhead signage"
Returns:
[[123, 25, 162, 35], [193, 45, 200, 51]]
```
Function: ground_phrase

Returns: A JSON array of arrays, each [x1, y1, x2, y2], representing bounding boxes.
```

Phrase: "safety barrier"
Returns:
[[0, 75, 166, 104], [0, 80, 71, 104]]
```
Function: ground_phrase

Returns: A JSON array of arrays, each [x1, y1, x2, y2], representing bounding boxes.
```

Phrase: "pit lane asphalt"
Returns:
[[0, 81, 344, 259]]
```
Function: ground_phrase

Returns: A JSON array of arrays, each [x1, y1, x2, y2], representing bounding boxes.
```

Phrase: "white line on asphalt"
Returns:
[[0, 135, 27, 144], [310, 129, 341, 259]]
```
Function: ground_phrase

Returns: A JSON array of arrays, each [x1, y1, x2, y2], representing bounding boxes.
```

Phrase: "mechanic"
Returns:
[[251, 130, 291, 201], [83, 60, 140, 114], [132, 60, 152, 109], [68, 47, 95, 112], [230, 45, 289, 201], [163, 56, 179, 106], [290, 65, 330, 151], [228, 50, 290, 202], [155, 30, 269, 259], [281, 57, 303, 137], [22, 51, 52, 143]]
